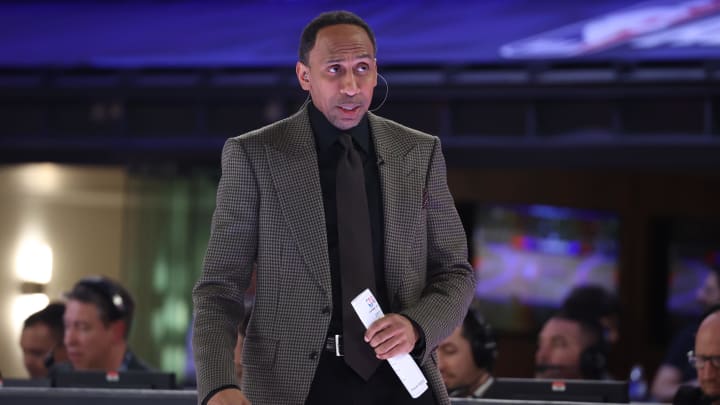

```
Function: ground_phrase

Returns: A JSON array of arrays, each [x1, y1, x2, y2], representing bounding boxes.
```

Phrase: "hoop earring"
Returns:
[[370, 73, 389, 113]]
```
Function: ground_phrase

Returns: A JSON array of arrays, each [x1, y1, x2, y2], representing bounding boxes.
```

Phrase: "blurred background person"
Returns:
[[63, 276, 151, 371], [561, 284, 649, 398], [535, 311, 609, 380], [673, 306, 720, 405], [437, 307, 498, 398], [20, 302, 68, 378], [654, 266, 720, 402], [562, 284, 620, 346]]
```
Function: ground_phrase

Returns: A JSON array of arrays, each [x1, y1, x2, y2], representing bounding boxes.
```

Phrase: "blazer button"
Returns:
[[309, 351, 319, 360], [322, 305, 330, 315]]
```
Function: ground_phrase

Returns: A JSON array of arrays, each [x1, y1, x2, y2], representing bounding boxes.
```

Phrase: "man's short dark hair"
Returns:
[[562, 284, 619, 324], [554, 310, 605, 350], [23, 302, 65, 345], [66, 276, 134, 338], [298, 10, 377, 65]]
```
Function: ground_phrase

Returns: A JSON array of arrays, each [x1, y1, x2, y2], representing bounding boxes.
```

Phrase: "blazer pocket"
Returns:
[[242, 335, 279, 370]]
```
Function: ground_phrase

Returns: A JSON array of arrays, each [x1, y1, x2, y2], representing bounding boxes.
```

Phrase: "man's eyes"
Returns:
[[440, 347, 457, 355], [326, 64, 370, 74], [550, 338, 568, 348], [66, 322, 91, 331]]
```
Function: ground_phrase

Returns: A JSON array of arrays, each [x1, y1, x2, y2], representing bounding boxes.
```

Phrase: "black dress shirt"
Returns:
[[308, 102, 388, 335]]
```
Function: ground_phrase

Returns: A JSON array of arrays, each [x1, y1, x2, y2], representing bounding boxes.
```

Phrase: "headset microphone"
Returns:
[[369, 72, 389, 112], [43, 349, 55, 369]]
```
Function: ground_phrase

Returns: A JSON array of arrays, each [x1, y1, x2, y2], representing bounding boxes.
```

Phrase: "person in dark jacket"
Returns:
[[63, 276, 150, 371], [674, 306, 720, 405]]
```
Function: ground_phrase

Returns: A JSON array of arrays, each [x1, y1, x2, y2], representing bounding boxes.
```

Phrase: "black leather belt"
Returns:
[[325, 334, 344, 357]]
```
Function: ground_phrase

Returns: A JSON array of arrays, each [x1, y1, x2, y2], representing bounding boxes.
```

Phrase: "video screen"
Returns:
[[666, 219, 720, 318], [472, 204, 619, 332]]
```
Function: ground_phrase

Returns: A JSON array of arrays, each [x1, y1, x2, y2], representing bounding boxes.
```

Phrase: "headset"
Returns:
[[577, 317, 609, 380], [463, 307, 498, 371], [71, 276, 131, 322]]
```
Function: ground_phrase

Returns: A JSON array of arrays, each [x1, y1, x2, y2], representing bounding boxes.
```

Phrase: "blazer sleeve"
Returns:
[[400, 136, 476, 365], [192, 137, 258, 404]]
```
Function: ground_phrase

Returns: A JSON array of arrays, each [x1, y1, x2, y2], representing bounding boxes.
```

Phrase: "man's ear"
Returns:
[[110, 320, 127, 342], [296, 62, 310, 91]]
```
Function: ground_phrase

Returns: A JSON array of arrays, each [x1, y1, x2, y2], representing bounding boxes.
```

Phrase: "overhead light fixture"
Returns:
[[15, 239, 53, 285]]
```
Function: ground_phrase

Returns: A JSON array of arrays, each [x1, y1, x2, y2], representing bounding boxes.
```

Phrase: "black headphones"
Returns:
[[72, 276, 129, 322], [577, 318, 609, 380], [463, 307, 498, 371]]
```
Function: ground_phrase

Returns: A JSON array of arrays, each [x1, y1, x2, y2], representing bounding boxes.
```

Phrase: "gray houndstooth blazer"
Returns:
[[192, 105, 476, 405]]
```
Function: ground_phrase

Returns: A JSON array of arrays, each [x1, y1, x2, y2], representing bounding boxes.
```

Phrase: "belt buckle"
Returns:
[[334, 334, 343, 357]]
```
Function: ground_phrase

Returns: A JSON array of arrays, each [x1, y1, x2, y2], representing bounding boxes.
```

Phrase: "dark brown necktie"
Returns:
[[336, 133, 381, 380]]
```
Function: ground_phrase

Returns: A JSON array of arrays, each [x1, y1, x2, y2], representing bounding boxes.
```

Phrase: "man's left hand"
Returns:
[[364, 314, 419, 360]]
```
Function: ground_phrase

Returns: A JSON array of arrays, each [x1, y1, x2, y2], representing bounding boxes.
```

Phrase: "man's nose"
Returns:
[[437, 354, 447, 371], [64, 330, 76, 346], [340, 71, 359, 96]]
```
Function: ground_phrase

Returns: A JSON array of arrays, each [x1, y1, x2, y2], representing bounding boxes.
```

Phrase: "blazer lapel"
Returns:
[[369, 114, 424, 309], [266, 108, 332, 298]]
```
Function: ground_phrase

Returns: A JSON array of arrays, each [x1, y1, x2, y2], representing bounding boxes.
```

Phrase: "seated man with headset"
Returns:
[[61, 276, 151, 372], [535, 310, 610, 380], [20, 302, 68, 378], [437, 306, 498, 398]]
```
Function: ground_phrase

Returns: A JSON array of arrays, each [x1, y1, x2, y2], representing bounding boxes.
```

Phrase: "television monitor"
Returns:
[[0, 378, 51, 387], [667, 246, 719, 316], [52, 370, 176, 389], [469, 203, 619, 332], [659, 218, 720, 337], [483, 378, 629, 403], [665, 219, 720, 316]]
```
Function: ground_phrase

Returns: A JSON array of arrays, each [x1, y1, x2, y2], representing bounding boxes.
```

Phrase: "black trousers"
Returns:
[[305, 350, 437, 405]]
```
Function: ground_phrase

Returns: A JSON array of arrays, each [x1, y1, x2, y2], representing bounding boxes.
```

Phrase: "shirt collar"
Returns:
[[308, 101, 370, 155], [118, 350, 134, 372], [473, 376, 495, 398]]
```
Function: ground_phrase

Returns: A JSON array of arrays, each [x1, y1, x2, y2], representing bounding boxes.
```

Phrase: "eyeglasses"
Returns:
[[688, 350, 720, 369]]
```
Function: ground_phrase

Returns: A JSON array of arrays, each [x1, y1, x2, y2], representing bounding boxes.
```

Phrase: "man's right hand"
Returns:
[[207, 388, 251, 405]]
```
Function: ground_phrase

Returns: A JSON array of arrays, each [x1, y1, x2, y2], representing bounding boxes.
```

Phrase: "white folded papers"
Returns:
[[350, 288, 429, 398]]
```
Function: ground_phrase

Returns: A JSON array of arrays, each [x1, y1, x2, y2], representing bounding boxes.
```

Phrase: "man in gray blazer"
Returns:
[[192, 10, 475, 405]]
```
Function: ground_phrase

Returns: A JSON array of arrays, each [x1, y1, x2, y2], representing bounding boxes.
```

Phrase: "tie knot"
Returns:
[[338, 133, 354, 150]]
